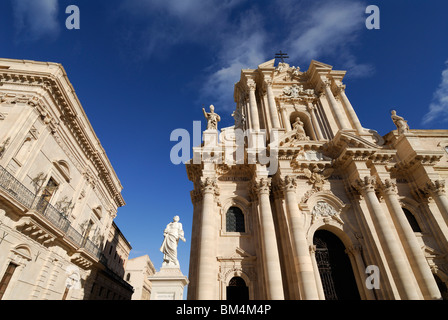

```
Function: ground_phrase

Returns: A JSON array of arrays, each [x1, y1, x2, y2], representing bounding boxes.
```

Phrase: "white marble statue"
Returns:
[[160, 216, 186, 267], [203, 105, 221, 130]]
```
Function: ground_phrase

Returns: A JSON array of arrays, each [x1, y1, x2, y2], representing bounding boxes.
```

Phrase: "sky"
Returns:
[[1, 0, 448, 287]]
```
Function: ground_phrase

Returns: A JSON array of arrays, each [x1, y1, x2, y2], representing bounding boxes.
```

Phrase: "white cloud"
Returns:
[[12, 0, 60, 42], [121, 0, 375, 115], [422, 60, 448, 125], [281, 0, 373, 77], [121, 0, 246, 57], [199, 11, 267, 112]]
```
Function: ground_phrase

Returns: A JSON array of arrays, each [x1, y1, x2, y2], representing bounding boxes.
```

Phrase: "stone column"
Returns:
[[283, 176, 319, 299], [336, 84, 364, 133], [353, 175, 420, 299], [322, 80, 350, 130], [381, 179, 441, 300], [254, 178, 284, 300], [306, 101, 323, 140], [265, 79, 281, 129], [247, 80, 260, 131], [196, 177, 218, 300], [280, 105, 292, 132], [427, 180, 448, 223]]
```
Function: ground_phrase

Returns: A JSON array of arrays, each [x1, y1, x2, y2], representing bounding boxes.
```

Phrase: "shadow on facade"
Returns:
[[82, 226, 134, 300]]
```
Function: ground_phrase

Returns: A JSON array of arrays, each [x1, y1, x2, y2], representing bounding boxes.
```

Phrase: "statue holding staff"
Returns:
[[203, 105, 221, 130], [160, 216, 186, 267]]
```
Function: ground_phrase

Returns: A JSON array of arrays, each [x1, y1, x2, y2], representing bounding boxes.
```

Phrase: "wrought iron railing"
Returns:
[[0, 165, 35, 208], [0, 165, 102, 258]]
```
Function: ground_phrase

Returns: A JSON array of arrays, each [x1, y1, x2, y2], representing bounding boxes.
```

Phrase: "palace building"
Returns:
[[0, 58, 133, 300], [186, 58, 448, 300]]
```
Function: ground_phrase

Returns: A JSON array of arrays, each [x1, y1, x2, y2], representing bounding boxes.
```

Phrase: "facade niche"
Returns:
[[289, 111, 315, 140]]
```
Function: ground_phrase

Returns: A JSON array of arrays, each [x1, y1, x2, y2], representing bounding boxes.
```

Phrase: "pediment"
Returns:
[[217, 247, 256, 261], [328, 131, 388, 152], [309, 60, 333, 71], [258, 59, 275, 69]]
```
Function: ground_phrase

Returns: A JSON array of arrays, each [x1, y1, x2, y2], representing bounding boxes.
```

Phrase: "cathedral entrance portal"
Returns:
[[226, 277, 249, 300], [314, 230, 360, 300]]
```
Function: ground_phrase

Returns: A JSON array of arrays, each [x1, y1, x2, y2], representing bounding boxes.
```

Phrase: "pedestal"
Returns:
[[148, 266, 189, 300]]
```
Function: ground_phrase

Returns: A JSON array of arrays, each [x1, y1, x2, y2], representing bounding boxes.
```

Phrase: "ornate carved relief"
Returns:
[[302, 167, 334, 191], [311, 201, 343, 225], [282, 84, 315, 100]]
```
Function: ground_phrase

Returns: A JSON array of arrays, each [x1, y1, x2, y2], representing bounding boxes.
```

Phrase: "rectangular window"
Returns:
[[0, 263, 18, 300], [36, 177, 59, 213]]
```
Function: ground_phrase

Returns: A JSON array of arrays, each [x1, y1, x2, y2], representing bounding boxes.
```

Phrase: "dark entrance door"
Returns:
[[314, 230, 360, 300], [226, 277, 249, 300]]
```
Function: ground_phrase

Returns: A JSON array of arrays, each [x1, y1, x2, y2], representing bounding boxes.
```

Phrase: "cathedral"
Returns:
[[186, 58, 448, 300]]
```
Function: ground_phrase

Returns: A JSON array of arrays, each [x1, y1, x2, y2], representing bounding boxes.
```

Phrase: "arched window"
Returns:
[[403, 208, 421, 232], [126, 273, 131, 282], [226, 207, 245, 233]]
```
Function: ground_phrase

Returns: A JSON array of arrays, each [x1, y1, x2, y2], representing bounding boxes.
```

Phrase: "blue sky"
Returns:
[[1, 0, 448, 280]]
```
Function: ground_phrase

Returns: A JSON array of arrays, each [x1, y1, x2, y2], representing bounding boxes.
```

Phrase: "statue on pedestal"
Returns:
[[203, 105, 221, 130], [391, 110, 409, 134], [160, 216, 186, 267]]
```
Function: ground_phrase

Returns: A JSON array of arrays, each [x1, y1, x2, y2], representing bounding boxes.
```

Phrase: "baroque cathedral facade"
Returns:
[[186, 59, 448, 300]]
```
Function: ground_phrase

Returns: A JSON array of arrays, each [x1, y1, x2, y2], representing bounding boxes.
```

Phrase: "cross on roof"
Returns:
[[275, 50, 289, 63]]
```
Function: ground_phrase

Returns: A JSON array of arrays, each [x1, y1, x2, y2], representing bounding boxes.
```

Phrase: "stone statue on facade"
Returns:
[[160, 216, 186, 267], [292, 117, 310, 141], [231, 106, 245, 130], [391, 110, 409, 134], [203, 105, 221, 130]]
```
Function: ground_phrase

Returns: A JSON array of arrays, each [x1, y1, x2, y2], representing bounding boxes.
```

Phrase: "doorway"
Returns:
[[226, 277, 249, 300], [314, 230, 360, 300]]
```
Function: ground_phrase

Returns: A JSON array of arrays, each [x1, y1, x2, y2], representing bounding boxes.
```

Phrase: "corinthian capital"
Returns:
[[426, 179, 446, 196], [254, 177, 272, 195], [336, 84, 346, 95], [353, 175, 377, 193], [264, 78, 273, 87], [379, 179, 398, 195], [282, 175, 297, 191], [247, 79, 256, 91], [201, 177, 219, 195], [322, 79, 332, 88]]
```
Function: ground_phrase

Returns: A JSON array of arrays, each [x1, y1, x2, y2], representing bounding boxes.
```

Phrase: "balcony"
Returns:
[[0, 165, 101, 260]]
